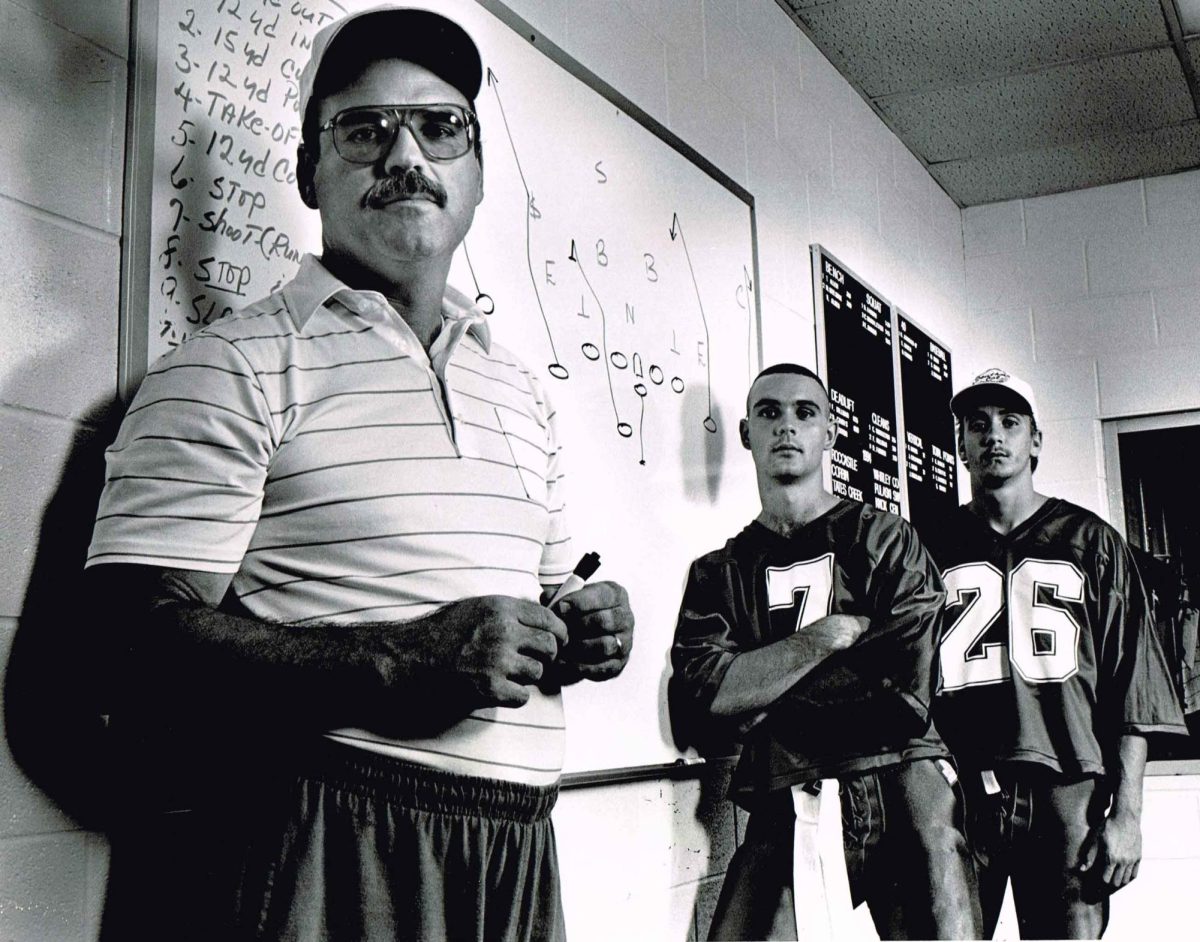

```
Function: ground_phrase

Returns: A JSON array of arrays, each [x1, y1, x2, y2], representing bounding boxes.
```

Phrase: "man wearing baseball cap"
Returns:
[[921, 368, 1185, 938], [87, 6, 631, 940]]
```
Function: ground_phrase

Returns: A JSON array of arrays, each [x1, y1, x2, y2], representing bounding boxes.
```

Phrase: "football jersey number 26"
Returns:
[[940, 558, 1084, 691]]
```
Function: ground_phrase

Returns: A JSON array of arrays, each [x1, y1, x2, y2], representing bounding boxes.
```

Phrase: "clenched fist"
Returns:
[[374, 595, 568, 710]]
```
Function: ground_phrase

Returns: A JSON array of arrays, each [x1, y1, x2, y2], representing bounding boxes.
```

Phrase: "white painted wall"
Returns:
[[960, 170, 1200, 517], [0, 0, 126, 938]]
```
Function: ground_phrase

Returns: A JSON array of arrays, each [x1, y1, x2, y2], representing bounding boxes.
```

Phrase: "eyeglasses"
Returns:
[[319, 104, 477, 163]]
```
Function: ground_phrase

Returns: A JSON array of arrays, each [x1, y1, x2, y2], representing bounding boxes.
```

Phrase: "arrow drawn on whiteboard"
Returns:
[[488, 68, 566, 379], [637, 394, 647, 464], [669, 212, 717, 433], [461, 243, 494, 314], [632, 370, 649, 465], [570, 239, 633, 439]]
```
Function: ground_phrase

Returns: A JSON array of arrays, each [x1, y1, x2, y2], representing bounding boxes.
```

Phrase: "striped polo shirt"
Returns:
[[88, 255, 576, 785]]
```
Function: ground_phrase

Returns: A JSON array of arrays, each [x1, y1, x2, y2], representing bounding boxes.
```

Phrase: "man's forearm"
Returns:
[[1110, 733, 1148, 820], [105, 565, 470, 736], [104, 564, 570, 733], [139, 595, 441, 734], [708, 614, 868, 717]]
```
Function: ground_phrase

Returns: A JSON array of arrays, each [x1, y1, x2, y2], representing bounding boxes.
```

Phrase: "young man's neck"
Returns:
[[321, 250, 451, 351], [968, 474, 1048, 535], [756, 477, 840, 537]]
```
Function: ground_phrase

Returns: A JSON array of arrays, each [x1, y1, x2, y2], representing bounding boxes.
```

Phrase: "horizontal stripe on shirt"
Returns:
[[87, 256, 575, 785]]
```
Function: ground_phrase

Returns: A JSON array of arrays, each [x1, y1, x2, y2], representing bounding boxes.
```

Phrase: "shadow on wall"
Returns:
[[688, 759, 739, 940], [4, 392, 240, 941], [4, 394, 125, 830], [665, 650, 743, 941], [1, 7, 131, 814], [681, 386, 727, 505]]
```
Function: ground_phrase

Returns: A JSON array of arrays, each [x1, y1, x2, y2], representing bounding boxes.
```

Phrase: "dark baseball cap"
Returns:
[[298, 5, 483, 126]]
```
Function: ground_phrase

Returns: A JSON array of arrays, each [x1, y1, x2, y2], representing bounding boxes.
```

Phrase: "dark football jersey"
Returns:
[[670, 499, 949, 805], [924, 498, 1186, 777]]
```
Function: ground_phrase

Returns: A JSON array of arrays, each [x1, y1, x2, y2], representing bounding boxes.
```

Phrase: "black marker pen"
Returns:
[[545, 551, 601, 608]]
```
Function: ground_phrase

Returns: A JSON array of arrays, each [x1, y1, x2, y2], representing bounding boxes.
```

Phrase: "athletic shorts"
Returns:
[[103, 739, 565, 942], [962, 766, 1110, 939], [707, 757, 980, 940]]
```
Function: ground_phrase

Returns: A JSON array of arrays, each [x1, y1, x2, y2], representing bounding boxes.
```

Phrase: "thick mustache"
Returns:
[[365, 169, 447, 208]]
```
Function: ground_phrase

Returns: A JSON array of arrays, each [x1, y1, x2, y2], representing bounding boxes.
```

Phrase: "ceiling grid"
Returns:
[[775, 0, 1200, 205]]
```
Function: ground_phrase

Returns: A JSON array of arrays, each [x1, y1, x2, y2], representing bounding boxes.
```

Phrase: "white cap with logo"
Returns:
[[949, 367, 1039, 424]]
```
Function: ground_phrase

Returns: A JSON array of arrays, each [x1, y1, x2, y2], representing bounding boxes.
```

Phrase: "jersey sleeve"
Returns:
[[774, 514, 945, 742], [86, 334, 275, 573], [861, 513, 948, 702], [1098, 531, 1187, 741], [668, 553, 745, 754]]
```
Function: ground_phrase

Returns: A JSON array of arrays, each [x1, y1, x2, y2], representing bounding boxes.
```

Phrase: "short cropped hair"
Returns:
[[746, 363, 829, 414]]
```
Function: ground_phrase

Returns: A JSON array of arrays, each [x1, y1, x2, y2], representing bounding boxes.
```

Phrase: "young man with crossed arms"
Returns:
[[925, 368, 1186, 938], [670, 363, 979, 939]]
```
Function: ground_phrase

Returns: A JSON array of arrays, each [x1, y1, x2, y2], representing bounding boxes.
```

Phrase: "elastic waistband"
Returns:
[[304, 740, 559, 823]]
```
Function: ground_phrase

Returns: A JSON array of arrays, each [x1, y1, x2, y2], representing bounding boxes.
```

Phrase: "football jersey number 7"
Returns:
[[765, 554, 836, 632], [940, 558, 1084, 691]]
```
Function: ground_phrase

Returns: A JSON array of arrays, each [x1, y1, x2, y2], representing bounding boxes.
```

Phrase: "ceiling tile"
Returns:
[[928, 121, 1200, 205], [789, 0, 1170, 96], [877, 48, 1194, 161]]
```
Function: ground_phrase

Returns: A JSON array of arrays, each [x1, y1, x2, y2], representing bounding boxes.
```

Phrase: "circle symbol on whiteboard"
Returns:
[[581, 343, 600, 361], [548, 362, 569, 380]]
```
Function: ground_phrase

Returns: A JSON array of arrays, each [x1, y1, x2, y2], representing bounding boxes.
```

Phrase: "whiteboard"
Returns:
[[123, 0, 762, 774]]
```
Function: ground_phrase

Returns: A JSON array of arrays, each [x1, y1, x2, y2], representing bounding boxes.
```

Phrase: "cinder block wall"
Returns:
[[0, 0, 128, 939], [0, 1, 966, 939], [960, 172, 1200, 514]]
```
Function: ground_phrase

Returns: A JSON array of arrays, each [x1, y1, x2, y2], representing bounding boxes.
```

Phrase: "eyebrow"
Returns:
[[752, 397, 824, 410], [964, 407, 1023, 420]]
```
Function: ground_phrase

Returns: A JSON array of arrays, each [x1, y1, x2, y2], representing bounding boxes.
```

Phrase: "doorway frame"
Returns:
[[1102, 409, 1200, 776]]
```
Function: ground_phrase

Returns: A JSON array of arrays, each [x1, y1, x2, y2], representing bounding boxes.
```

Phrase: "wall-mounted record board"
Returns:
[[897, 314, 959, 531], [810, 245, 958, 530], [122, 0, 763, 777], [812, 246, 902, 514]]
